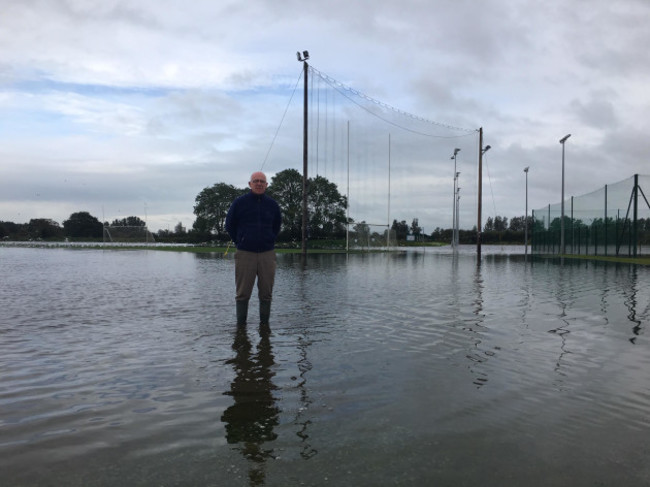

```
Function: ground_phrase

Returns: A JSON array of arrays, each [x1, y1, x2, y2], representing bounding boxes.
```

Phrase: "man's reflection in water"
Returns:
[[222, 323, 278, 486]]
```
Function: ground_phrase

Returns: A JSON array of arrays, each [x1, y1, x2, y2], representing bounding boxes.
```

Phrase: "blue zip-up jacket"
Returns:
[[225, 191, 282, 252]]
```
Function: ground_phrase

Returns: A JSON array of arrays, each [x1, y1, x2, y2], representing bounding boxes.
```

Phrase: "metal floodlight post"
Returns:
[[456, 185, 460, 248], [455, 172, 461, 246], [451, 148, 460, 249], [524, 166, 529, 260], [559, 134, 571, 255]]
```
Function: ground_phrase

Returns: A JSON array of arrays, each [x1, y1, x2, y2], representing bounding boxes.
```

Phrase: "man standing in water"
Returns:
[[225, 171, 282, 327]]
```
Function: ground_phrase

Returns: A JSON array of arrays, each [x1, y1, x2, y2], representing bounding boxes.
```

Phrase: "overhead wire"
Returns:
[[313, 72, 319, 175], [260, 67, 303, 171], [309, 65, 477, 138], [483, 152, 500, 224]]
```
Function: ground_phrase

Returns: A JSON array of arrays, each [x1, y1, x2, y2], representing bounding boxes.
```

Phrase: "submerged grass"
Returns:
[[124, 246, 387, 254], [542, 254, 650, 266], [1, 241, 445, 254]]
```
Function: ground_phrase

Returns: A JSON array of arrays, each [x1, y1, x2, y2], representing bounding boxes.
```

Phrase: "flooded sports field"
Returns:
[[1, 246, 650, 486]]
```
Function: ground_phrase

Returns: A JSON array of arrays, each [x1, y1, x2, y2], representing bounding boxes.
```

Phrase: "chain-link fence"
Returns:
[[532, 174, 650, 257]]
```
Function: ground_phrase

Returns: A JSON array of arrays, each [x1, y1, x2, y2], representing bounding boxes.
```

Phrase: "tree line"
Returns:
[[0, 213, 163, 242], [1, 168, 543, 245]]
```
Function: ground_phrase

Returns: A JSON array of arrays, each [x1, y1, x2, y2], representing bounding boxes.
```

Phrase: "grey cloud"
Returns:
[[570, 94, 617, 129]]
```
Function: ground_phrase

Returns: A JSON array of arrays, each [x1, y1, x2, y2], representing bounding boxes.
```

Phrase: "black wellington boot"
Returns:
[[259, 300, 272, 326], [236, 299, 249, 326]]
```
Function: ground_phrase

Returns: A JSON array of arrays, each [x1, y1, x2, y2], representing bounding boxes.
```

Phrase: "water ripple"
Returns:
[[2, 248, 650, 485]]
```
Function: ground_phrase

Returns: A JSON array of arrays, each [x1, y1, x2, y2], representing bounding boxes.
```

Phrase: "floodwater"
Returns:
[[1, 246, 650, 486]]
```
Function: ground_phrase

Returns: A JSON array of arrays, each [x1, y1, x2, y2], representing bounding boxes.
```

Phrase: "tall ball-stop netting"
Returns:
[[532, 174, 650, 256], [264, 65, 479, 247]]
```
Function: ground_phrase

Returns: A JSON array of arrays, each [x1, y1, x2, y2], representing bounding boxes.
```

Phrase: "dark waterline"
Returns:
[[1, 247, 649, 486]]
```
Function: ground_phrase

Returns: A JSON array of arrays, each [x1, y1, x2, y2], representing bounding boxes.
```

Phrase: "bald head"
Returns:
[[249, 171, 268, 195]]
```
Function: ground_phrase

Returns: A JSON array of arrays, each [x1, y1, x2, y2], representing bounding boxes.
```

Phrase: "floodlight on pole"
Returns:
[[559, 134, 571, 255]]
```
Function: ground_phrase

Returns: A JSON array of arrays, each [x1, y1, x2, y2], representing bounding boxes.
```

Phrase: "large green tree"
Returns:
[[110, 216, 146, 227], [267, 169, 348, 241], [193, 182, 247, 239], [307, 175, 348, 239], [410, 218, 422, 238], [391, 219, 409, 241], [484, 216, 509, 232], [63, 212, 103, 239], [494, 215, 508, 232], [28, 218, 64, 240], [508, 216, 525, 232], [267, 169, 303, 242]]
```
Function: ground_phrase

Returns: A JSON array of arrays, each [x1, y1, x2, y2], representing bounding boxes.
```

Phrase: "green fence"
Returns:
[[532, 174, 650, 257]]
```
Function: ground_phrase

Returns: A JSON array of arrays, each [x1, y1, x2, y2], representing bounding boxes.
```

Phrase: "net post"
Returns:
[[634, 174, 639, 257], [301, 58, 309, 258], [477, 127, 483, 262]]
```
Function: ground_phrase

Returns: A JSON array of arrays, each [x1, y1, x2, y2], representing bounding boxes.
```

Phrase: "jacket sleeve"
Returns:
[[225, 200, 237, 243]]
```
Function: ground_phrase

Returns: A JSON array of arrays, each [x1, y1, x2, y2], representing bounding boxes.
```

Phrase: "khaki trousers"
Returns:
[[234, 250, 277, 302]]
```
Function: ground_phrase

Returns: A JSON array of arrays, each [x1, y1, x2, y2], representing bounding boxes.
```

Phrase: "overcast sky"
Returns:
[[1, 0, 649, 233]]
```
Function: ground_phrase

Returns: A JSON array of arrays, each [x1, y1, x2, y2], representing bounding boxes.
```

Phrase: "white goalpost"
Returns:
[[103, 226, 155, 244]]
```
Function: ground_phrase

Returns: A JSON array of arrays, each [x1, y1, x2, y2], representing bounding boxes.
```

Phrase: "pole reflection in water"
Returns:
[[221, 324, 279, 486], [623, 266, 645, 344], [549, 264, 574, 388], [293, 261, 317, 459], [467, 262, 490, 388]]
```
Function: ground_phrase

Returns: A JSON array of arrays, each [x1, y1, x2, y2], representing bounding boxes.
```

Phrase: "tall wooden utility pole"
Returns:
[[477, 127, 483, 261], [477, 127, 490, 262], [297, 51, 310, 257]]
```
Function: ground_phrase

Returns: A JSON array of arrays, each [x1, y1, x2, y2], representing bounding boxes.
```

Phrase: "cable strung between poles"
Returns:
[[260, 67, 303, 171], [309, 65, 477, 137]]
